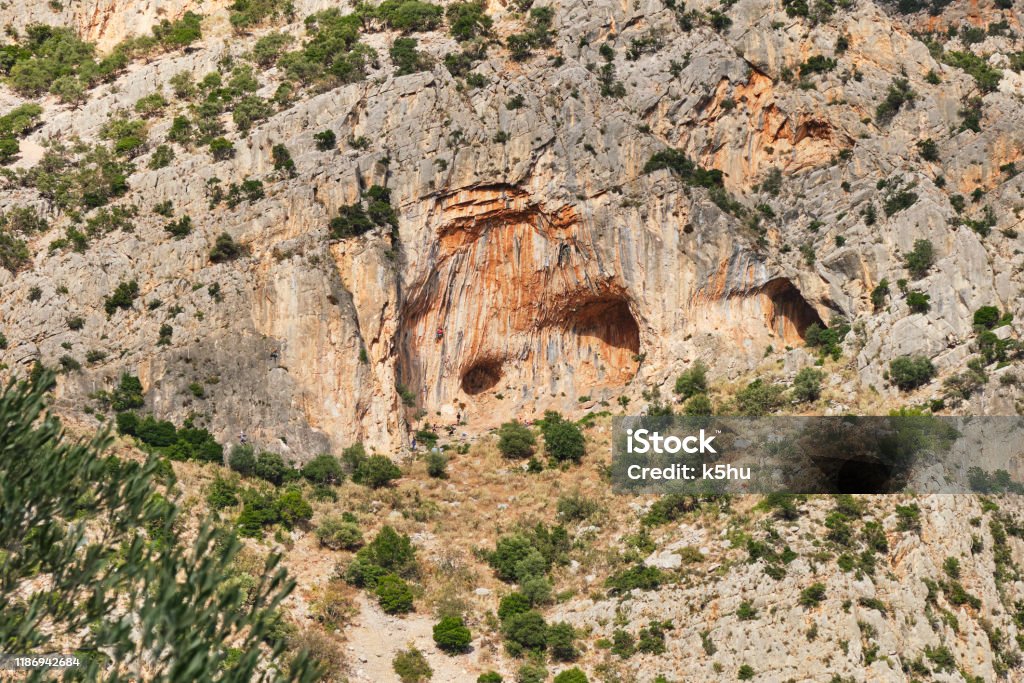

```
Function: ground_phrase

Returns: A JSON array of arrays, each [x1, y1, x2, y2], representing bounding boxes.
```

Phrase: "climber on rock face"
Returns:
[[435, 326, 443, 342]]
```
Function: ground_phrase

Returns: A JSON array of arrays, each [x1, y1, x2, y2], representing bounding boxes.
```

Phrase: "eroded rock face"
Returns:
[[0, 0, 1023, 456]]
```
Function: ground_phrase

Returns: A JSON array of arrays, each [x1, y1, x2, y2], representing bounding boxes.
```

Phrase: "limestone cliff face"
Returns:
[[1, 0, 1023, 456]]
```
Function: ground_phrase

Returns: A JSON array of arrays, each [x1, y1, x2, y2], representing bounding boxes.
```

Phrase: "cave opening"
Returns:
[[566, 298, 641, 355], [760, 278, 824, 342], [460, 359, 504, 395]]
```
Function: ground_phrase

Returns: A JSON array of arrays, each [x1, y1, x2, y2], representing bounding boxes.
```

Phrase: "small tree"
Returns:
[[302, 453, 343, 485], [228, 444, 256, 476], [799, 583, 826, 607], [426, 450, 447, 479], [792, 367, 823, 403], [497, 421, 535, 459], [903, 239, 934, 279], [674, 361, 708, 399], [104, 279, 139, 315], [683, 393, 713, 416], [433, 615, 472, 653], [209, 136, 235, 160], [547, 622, 578, 661], [314, 129, 337, 151], [393, 647, 432, 682], [889, 355, 935, 390], [735, 379, 784, 416], [553, 669, 588, 683], [210, 232, 243, 263], [541, 413, 585, 464], [271, 143, 296, 177], [315, 515, 364, 550], [973, 305, 1001, 329], [353, 454, 402, 488], [376, 574, 414, 613]]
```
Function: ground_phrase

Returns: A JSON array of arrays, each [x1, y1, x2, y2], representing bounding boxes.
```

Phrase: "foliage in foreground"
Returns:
[[0, 372, 319, 682]]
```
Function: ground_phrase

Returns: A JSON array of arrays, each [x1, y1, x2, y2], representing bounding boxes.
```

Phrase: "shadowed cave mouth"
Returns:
[[461, 358, 504, 395], [812, 457, 905, 494], [459, 298, 642, 395], [758, 278, 824, 341]]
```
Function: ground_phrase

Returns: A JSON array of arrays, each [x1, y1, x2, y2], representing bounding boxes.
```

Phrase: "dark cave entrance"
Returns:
[[760, 278, 824, 341], [566, 298, 641, 355], [460, 359, 504, 395]]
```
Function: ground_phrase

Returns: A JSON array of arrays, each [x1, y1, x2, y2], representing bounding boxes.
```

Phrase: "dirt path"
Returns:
[[344, 595, 492, 682]]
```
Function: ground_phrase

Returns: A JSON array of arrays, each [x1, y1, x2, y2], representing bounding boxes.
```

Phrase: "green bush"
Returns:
[[792, 367, 823, 403], [605, 564, 665, 595], [433, 615, 472, 653], [871, 279, 889, 311], [738, 664, 755, 680], [271, 143, 296, 177], [540, 412, 585, 463], [503, 610, 547, 654], [973, 305, 1001, 329], [375, 0, 444, 32], [209, 137, 235, 160], [164, 215, 192, 239], [674, 361, 708, 399], [232, 95, 272, 132], [875, 78, 915, 125], [252, 451, 292, 485], [906, 290, 930, 313], [315, 515, 364, 550], [278, 9, 375, 88], [302, 454, 343, 485], [556, 491, 599, 521], [352, 454, 401, 488], [346, 526, 417, 587], [683, 393, 713, 416], [553, 668, 588, 683], [498, 592, 531, 622], [447, 1, 492, 41], [497, 421, 535, 459], [104, 280, 139, 315], [275, 488, 313, 527], [229, 0, 292, 30], [889, 355, 935, 391], [210, 232, 243, 263], [391, 37, 429, 76], [229, 444, 257, 476], [393, 647, 432, 682], [798, 582, 826, 607], [207, 476, 240, 509], [426, 451, 447, 479], [916, 138, 939, 162], [547, 622, 578, 661], [735, 379, 785, 416], [314, 129, 336, 151], [477, 673, 503, 683], [148, 144, 174, 169], [903, 239, 934, 279], [376, 574, 414, 613]]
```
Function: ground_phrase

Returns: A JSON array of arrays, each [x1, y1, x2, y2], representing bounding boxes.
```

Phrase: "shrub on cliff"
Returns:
[[352, 454, 401, 488], [674, 361, 708, 399], [104, 280, 139, 315], [229, 444, 257, 476], [792, 367, 823, 403], [497, 421, 535, 459], [539, 412, 584, 464], [210, 232, 243, 263], [433, 615, 472, 653], [889, 355, 935, 391], [735, 379, 784, 416], [316, 515, 363, 550], [302, 454, 344, 485]]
